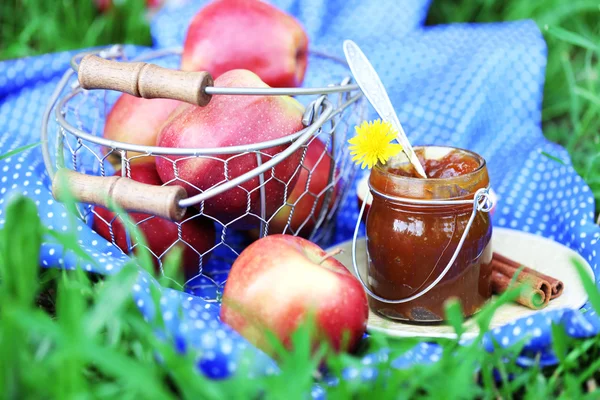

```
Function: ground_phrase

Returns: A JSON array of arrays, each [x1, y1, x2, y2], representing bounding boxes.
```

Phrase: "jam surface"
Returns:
[[389, 148, 481, 179], [366, 147, 492, 322]]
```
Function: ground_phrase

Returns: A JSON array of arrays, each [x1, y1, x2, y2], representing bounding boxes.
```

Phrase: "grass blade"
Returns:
[[540, 150, 566, 165], [84, 266, 139, 337], [544, 25, 600, 52], [551, 322, 570, 364], [0, 194, 43, 307], [571, 256, 600, 313], [444, 298, 465, 339], [0, 142, 42, 161]]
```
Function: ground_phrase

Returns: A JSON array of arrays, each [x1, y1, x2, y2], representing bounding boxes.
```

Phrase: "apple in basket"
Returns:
[[220, 234, 368, 354], [155, 69, 305, 228], [92, 162, 216, 278], [266, 138, 338, 237], [181, 0, 308, 88], [102, 94, 181, 164]]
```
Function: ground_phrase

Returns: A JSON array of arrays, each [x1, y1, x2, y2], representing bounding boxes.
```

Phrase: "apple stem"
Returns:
[[317, 248, 343, 265]]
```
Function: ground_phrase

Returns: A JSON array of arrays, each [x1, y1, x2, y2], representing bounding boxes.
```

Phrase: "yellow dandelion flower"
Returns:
[[348, 120, 403, 169]]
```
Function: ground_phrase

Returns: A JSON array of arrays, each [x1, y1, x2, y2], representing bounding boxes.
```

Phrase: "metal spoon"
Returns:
[[343, 40, 427, 178]]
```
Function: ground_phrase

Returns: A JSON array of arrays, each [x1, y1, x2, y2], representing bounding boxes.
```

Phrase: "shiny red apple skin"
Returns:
[[181, 0, 308, 88], [220, 234, 368, 354], [268, 138, 337, 237], [103, 94, 181, 162], [92, 162, 216, 278], [155, 69, 304, 228]]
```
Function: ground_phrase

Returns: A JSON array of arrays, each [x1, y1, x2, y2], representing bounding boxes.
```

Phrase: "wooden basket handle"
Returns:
[[78, 54, 214, 106], [52, 169, 187, 221]]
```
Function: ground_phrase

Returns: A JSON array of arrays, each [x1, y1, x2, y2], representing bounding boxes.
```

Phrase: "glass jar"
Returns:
[[365, 146, 493, 322]]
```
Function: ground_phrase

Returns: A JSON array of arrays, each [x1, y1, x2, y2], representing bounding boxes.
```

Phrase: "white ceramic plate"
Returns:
[[328, 227, 595, 339]]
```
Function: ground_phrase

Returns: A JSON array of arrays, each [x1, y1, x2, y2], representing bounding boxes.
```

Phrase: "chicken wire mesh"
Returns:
[[42, 45, 366, 301]]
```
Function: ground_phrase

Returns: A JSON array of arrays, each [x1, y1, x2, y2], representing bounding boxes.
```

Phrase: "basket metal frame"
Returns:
[[40, 45, 366, 294], [42, 45, 363, 209]]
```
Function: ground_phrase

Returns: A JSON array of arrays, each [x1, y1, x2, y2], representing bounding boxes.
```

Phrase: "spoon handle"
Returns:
[[343, 40, 427, 178]]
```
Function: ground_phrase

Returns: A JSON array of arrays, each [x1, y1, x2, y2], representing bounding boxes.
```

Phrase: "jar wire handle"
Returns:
[[351, 187, 494, 304]]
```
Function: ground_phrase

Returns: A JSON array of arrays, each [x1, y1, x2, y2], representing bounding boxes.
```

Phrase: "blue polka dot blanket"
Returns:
[[1, 0, 599, 386]]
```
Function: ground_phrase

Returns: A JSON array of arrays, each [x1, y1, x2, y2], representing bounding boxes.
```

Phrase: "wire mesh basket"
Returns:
[[41, 45, 366, 299]]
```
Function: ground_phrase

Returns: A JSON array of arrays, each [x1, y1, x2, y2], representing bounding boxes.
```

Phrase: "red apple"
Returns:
[[267, 138, 337, 237], [155, 69, 304, 228], [220, 234, 368, 354], [103, 94, 181, 163], [181, 0, 308, 88], [92, 162, 216, 278]]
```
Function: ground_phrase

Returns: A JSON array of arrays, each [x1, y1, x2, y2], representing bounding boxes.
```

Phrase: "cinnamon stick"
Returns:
[[491, 259, 552, 301], [491, 270, 548, 309], [493, 252, 564, 299]]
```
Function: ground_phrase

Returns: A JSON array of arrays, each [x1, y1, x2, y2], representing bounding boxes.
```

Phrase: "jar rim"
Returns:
[[373, 145, 486, 183], [370, 145, 489, 201]]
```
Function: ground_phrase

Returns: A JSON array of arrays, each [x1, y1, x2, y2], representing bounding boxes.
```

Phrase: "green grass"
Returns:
[[1, 191, 600, 398], [0, 0, 152, 60]]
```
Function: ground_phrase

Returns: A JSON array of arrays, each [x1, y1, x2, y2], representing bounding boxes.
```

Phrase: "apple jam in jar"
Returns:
[[365, 146, 493, 322]]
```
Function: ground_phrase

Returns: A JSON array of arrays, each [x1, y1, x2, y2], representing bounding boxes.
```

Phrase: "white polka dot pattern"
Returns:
[[0, 0, 598, 385]]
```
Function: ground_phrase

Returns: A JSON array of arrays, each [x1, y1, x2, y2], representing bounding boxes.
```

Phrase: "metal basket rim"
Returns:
[[38, 46, 368, 268], [68, 45, 360, 96], [52, 46, 362, 156]]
